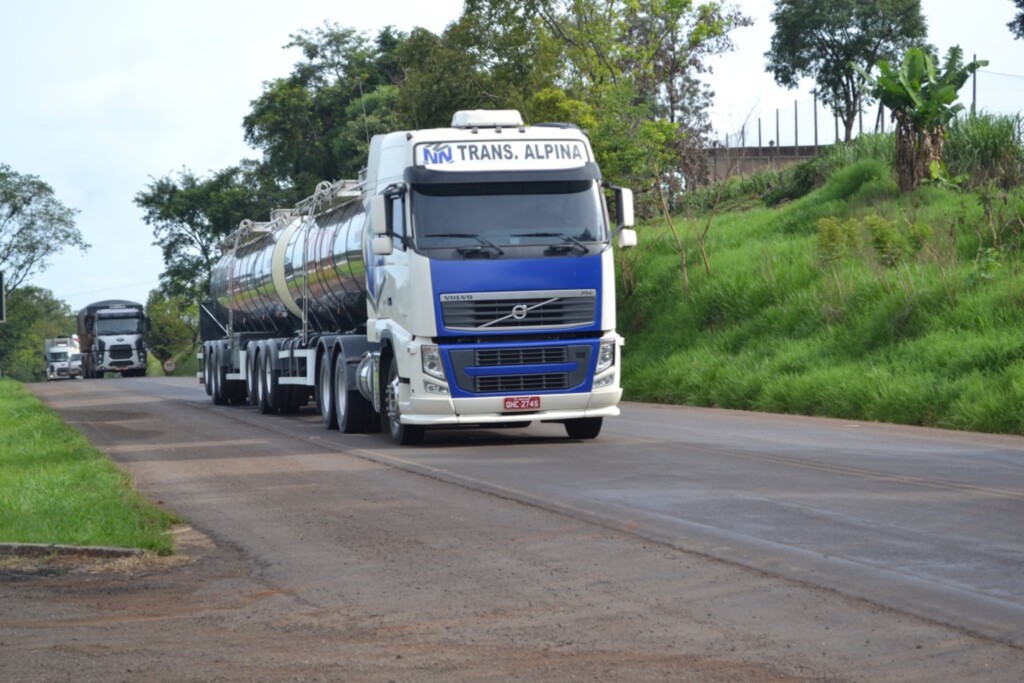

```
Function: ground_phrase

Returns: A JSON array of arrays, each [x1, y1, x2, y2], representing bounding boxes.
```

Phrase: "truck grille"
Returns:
[[475, 347, 567, 366], [441, 290, 595, 331], [475, 373, 569, 393], [109, 345, 134, 360], [448, 343, 593, 395]]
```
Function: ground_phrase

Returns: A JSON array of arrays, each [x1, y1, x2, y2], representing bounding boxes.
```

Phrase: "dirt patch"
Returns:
[[1, 523, 799, 683], [0, 525, 205, 578]]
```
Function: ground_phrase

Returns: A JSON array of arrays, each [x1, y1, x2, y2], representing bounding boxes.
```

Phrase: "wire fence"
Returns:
[[713, 68, 1024, 151]]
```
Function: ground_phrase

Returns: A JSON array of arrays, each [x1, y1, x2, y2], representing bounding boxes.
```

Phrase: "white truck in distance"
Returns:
[[44, 336, 78, 380], [200, 109, 636, 445]]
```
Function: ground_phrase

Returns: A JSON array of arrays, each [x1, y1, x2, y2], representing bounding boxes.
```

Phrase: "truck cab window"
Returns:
[[96, 318, 141, 335]]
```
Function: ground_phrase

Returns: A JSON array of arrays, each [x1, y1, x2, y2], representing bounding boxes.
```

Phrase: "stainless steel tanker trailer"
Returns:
[[200, 109, 636, 445]]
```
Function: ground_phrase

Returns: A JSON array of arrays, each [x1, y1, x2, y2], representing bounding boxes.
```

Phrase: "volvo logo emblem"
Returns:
[[511, 304, 528, 320]]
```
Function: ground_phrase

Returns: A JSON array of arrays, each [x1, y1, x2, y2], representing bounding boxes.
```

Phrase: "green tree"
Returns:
[[0, 286, 74, 382], [766, 0, 927, 142], [244, 25, 409, 186], [0, 164, 89, 293], [145, 290, 197, 367], [1010, 0, 1024, 39], [134, 163, 280, 302], [857, 46, 987, 191], [518, 0, 750, 202]]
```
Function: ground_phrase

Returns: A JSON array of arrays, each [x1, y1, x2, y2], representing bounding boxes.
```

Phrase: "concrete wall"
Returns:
[[708, 144, 829, 182]]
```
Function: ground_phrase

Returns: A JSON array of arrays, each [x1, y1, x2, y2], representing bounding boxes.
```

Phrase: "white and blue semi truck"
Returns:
[[200, 110, 636, 445]]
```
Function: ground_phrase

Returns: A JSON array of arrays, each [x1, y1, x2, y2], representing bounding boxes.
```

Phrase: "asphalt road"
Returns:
[[9, 376, 1024, 681]]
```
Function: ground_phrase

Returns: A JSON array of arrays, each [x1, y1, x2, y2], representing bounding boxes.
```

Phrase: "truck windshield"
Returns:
[[48, 352, 69, 362], [96, 317, 141, 335], [412, 180, 606, 250]]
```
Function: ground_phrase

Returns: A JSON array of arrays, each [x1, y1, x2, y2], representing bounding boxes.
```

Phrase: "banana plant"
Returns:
[[855, 46, 987, 191]]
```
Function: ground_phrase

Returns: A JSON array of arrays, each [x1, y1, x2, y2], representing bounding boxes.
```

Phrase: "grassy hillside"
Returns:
[[619, 155, 1024, 434]]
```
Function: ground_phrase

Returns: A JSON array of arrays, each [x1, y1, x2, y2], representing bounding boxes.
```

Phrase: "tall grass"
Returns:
[[620, 158, 1024, 434], [945, 112, 1024, 189], [0, 379, 177, 552]]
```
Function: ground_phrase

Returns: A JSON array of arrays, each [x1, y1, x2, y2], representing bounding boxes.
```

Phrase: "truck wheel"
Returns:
[[258, 350, 278, 414], [211, 346, 227, 405], [319, 353, 338, 429], [384, 357, 424, 446], [334, 354, 371, 434], [202, 346, 213, 395], [564, 417, 602, 440], [245, 343, 259, 406]]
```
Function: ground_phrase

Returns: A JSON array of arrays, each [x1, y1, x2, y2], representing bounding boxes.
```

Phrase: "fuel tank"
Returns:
[[208, 195, 369, 335]]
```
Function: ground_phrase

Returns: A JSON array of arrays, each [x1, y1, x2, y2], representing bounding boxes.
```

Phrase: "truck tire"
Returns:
[[318, 352, 338, 429], [564, 417, 602, 440], [258, 349, 278, 414], [384, 356, 424, 446], [245, 343, 259, 406], [211, 345, 227, 405], [203, 345, 215, 395], [334, 353, 371, 434]]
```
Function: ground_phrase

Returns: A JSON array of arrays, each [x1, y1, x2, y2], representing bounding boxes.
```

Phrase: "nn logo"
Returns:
[[422, 144, 454, 164]]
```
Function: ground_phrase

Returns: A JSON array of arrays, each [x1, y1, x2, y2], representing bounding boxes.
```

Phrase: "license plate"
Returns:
[[504, 396, 541, 411]]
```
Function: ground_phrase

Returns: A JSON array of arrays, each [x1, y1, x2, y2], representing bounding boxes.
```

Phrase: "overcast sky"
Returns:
[[2, 1, 1021, 313]]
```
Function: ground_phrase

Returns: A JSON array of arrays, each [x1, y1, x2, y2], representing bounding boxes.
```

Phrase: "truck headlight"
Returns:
[[421, 344, 446, 381], [595, 339, 615, 374], [424, 379, 450, 395]]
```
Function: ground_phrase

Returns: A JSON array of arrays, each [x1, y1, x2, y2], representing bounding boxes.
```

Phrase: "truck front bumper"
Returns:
[[398, 388, 622, 427]]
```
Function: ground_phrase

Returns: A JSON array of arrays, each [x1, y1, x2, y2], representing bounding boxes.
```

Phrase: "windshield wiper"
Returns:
[[428, 232, 505, 257], [512, 232, 591, 255]]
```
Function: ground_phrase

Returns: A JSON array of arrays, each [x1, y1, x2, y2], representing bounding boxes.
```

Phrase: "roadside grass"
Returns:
[[146, 346, 200, 378], [0, 378, 177, 553], [621, 157, 1024, 434]]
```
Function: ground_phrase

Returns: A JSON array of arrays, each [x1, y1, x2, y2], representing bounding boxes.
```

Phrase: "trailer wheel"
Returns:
[[318, 352, 338, 429], [245, 342, 259, 406], [335, 353, 371, 434], [211, 345, 227, 405], [564, 417, 602, 440], [384, 357, 424, 446], [257, 349, 278, 414], [202, 346, 212, 395]]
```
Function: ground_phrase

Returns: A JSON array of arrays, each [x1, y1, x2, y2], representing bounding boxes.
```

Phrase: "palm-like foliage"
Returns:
[[856, 46, 987, 191]]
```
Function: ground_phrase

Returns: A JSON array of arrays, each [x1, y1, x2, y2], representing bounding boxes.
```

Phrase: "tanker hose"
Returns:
[[314, 180, 333, 202]]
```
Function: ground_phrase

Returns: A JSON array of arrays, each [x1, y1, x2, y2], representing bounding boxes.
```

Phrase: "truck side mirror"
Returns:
[[372, 235, 394, 256], [370, 195, 389, 237], [607, 186, 636, 249], [617, 228, 637, 249], [615, 187, 635, 229], [370, 194, 393, 255]]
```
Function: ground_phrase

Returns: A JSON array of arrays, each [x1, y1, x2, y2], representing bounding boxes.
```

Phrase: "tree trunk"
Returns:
[[843, 113, 856, 143], [894, 114, 917, 192], [894, 114, 945, 192]]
